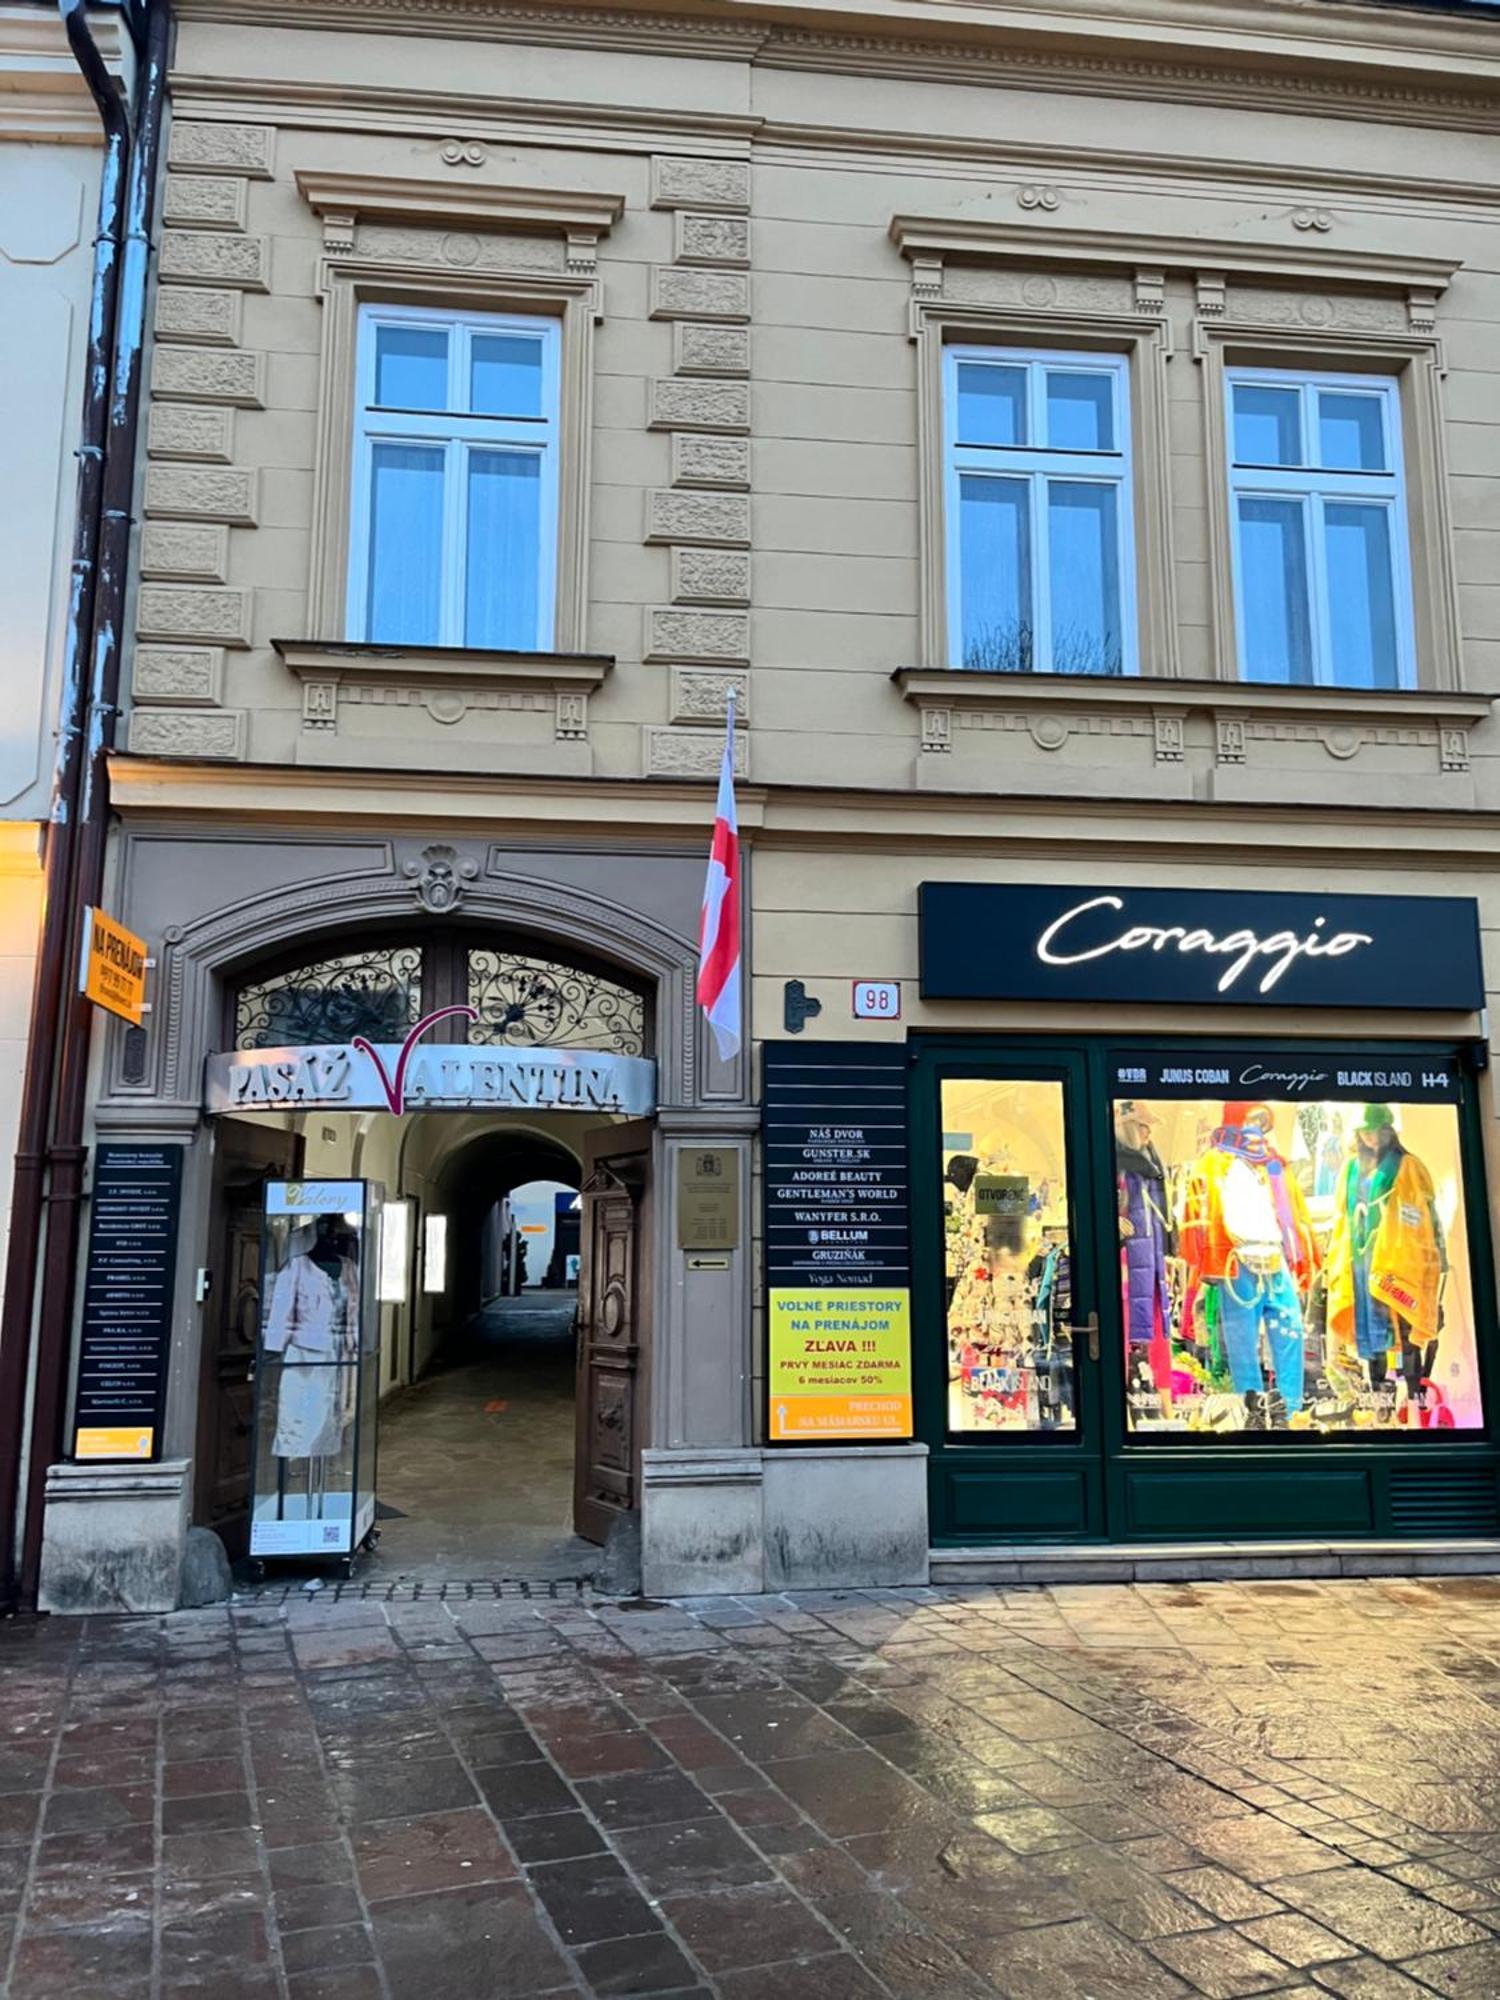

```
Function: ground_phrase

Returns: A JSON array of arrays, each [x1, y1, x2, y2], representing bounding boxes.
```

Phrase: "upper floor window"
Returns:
[[945, 347, 1136, 676], [348, 305, 560, 652], [1227, 368, 1415, 690]]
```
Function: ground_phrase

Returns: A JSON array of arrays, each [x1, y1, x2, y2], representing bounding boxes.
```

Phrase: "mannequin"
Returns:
[[1115, 1100, 1173, 1416], [264, 1215, 359, 1470], [1180, 1102, 1318, 1428], [1325, 1104, 1446, 1414]]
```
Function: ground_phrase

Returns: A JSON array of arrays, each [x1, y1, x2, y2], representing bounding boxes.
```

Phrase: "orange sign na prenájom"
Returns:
[[75, 1426, 154, 1461], [768, 1289, 912, 1440], [79, 906, 148, 1027]]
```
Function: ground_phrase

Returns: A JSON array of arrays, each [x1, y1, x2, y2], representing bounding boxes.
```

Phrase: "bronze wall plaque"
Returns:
[[677, 1147, 739, 1250]]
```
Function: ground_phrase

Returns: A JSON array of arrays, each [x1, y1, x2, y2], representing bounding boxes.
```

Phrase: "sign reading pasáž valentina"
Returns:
[[205, 1043, 656, 1117]]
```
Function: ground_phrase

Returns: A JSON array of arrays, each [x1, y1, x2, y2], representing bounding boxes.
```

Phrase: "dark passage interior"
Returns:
[[367, 1126, 597, 1581]]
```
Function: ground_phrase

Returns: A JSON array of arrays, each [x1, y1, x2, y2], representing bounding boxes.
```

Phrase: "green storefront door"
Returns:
[[913, 1036, 1500, 1547], [913, 1042, 1123, 1542]]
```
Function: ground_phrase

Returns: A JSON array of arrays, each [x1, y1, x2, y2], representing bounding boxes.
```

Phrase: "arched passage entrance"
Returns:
[[197, 923, 660, 1580]]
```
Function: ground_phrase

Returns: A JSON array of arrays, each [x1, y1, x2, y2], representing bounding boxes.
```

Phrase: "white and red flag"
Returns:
[[696, 692, 741, 1061]]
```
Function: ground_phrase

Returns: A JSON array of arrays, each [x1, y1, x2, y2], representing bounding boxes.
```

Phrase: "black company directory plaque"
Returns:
[[72, 1144, 183, 1462]]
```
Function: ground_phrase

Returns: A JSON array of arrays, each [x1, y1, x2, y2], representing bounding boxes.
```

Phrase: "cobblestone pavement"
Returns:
[[8, 1579, 1500, 1997]]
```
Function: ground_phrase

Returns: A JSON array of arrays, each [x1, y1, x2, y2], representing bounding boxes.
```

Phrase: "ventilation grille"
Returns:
[[1388, 1464, 1500, 1537]]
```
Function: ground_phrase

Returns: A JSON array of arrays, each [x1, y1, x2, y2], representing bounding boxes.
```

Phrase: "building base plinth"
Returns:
[[38, 1459, 191, 1614], [641, 1446, 929, 1596], [930, 1539, 1500, 1587]]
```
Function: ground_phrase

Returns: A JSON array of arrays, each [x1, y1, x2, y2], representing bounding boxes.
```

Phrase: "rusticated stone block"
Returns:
[[645, 607, 749, 664], [128, 708, 247, 760], [649, 266, 749, 323], [168, 121, 275, 178], [671, 547, 751, 605], [673, 322, 749, 377], [673, 434, 750, 490], [670, 666, 749, 725], [144, 465, 258, 526], [645, 490, 750, 548], [162, 175, 248, 231], [131, 647, 225, 706], [147, 404, 235, 463], [152, 346, 264, 408], [644, 725, 749, 779], [158, 231, 269, 292], [675, 213, 750, 268], [137, 585, 253, 648], [650, 156, 750, 213], [650, 378, 749, 434], [154, 286, 242, 348], [140, 522, 230, 583]]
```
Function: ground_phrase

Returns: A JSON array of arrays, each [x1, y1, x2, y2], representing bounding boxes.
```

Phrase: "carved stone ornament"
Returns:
[[1016, 184, 1060, 212], [404, 843, 480, 915], [440, 140, 487, 168]]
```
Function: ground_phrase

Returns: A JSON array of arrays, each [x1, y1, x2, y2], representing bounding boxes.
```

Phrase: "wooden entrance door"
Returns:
[[195, 1122, 302, 1559], [574, 1121, 653, 1544]]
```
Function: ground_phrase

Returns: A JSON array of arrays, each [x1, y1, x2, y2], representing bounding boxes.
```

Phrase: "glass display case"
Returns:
[[249, 1179, 381, 1562]]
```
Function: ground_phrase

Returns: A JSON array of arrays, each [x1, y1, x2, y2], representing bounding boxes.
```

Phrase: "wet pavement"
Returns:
[[6, 1577, 1500, 1997]]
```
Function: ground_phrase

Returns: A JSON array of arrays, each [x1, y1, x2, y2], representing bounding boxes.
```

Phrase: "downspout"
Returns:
[[16, 0, 172, 1611], [0, 0, 129, 1610]]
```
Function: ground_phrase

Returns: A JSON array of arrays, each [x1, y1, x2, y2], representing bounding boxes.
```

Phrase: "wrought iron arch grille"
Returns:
[[234, 946, 423, 1050], [232, 941, 646, 1059], [466, 949, 646, 1057]]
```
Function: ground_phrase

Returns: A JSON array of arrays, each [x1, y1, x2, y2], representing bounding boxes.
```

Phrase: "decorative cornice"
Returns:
[[274, 640, 614, 693], [890, 216, 1462, 298], [893, 669, 1494, 731], [0, 2, 128, 143], [170, 0, 1500, 133], [294, 170, 625, 250]]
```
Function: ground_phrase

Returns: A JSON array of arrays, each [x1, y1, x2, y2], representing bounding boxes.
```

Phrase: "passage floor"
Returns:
[[7, 1577, 1500, 1997]]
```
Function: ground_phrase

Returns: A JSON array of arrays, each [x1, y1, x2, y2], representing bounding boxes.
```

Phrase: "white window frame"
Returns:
[[1225, 365, 1417, 690], [346, 302, 561, 651], [942, 344, 1139, 676]]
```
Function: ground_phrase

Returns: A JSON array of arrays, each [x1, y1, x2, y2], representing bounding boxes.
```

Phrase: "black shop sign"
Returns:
[[919, 883, 1484, 1012], [762, 1043, 910, 1291], [72, 1144, 183, 1462]]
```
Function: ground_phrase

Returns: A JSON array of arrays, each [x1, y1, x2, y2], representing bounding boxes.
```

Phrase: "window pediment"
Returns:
[[295, 170, 625, 260]]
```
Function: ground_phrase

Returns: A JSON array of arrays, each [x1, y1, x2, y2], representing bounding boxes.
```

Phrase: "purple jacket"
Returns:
[[1118, 1140, 1172, 1346]]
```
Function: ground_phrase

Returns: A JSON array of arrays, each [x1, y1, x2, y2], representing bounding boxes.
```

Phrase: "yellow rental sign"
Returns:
[[79, 906, 148, 1026], [768, 1289, 913, 1441]]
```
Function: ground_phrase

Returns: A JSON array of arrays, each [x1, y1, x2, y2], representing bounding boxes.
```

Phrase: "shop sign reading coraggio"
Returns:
[[763, 1043, 913, 1444], [919, 884, 1484, 1011]]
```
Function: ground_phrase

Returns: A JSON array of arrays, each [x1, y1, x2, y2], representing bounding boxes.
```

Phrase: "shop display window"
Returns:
[[942, 1078, 1077, 1434], [1112, 1067, 1482, 1437], [250, 1180, 381, 1558]]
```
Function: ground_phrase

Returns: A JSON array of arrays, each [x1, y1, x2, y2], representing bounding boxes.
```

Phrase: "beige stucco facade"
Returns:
[[44, 0, 1500, 1600]]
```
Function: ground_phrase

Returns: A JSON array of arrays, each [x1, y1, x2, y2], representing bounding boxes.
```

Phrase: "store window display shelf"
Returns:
[[895, 668, 1492, 811]]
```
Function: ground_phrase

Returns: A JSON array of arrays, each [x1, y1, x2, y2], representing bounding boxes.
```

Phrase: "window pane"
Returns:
[[235, 946, 423, 1050], [470, 333, 544, 418], [1047, 482, 1122, 675], [374, 325, 448, 410], [1325, 502, 1400, 689], [957, 474, 1032, 671], [956, 363, 1026, 447], [941, 1078, 1076, 1435], [1319, 392, 1387, 472], [1237, 496, 1312, 684], [465, 450, 541, 650], [366, 444, 444, 644], [1046, 371, 1114, 452], [1233, 383, 1302, 466], [1114, 1090, 1482, 1436]]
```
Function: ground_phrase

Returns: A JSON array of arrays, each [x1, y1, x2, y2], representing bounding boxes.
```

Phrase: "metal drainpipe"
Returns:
[[0, 0, 131, 1611], [15, 0, 172, 1611]]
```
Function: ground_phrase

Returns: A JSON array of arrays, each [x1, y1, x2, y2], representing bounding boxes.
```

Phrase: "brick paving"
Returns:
[[6, 1579, 1500, 1996]]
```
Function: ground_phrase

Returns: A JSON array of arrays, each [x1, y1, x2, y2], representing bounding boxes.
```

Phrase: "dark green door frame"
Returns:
[[913, 1032, 1500, 1547]]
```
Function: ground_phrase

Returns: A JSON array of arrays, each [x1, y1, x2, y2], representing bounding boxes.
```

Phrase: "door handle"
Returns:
[[1071, 1314, 1100, 1363]]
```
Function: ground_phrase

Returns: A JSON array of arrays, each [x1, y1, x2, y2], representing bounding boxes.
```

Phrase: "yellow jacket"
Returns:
[[1326, 1149, 1443, 1348]]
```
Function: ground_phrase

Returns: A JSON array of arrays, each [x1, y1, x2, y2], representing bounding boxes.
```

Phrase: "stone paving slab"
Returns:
[[5, 1578, 1500, 1995]]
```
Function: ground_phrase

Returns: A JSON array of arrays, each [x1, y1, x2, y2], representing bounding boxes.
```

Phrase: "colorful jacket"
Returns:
[[1179, 1132, 1319, 1288], [1117, 1141, 1172, 1347], [1326, 1148, 1443, 1348]]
